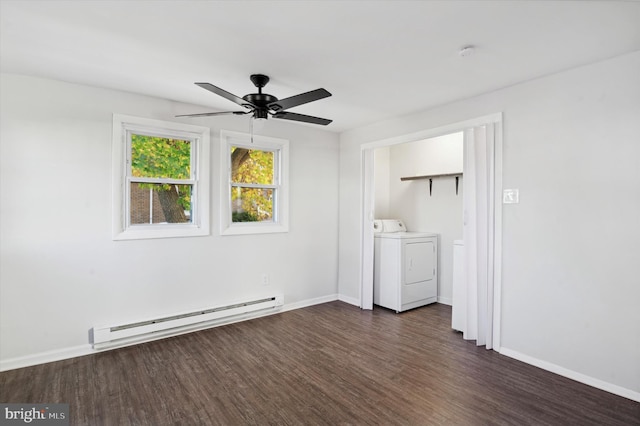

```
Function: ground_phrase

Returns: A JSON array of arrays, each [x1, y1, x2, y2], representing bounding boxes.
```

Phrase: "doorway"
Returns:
[[373, 132, 463, 307], [359, 113, 503, 349]]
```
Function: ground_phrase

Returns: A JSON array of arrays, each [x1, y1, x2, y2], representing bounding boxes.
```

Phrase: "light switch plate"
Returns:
[[503, 189, 519, 204]]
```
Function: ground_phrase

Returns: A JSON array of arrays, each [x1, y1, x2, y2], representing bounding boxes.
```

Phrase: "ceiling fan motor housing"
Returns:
[[243, 93, 278, 107], [242, 93, 278, 118], [245, 74, 283, 114]]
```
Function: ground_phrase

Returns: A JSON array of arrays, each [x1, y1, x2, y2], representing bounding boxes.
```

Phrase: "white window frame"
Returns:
[[112, 114, 210, 240], [220, 130, 289, 235]]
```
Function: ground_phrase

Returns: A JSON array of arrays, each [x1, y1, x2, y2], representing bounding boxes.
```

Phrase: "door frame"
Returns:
[[359, 113, 503, 350]]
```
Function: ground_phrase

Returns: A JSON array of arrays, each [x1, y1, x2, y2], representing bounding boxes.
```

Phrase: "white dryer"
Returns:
[[373, 220, 438, 312]]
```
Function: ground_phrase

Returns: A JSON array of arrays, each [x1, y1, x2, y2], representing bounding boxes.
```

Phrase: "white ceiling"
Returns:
[[1, 1, 639, 133]]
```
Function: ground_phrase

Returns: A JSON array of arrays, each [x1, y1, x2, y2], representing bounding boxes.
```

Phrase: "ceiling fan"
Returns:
[[177, 74, 332, 126]]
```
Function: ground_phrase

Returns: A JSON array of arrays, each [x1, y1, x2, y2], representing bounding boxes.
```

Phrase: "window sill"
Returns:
[[113, 224, 209, 241], [221, 222, 289, 236]]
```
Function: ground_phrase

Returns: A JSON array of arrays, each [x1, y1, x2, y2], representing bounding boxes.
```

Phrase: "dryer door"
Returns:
[[404, 240, 435, 284]]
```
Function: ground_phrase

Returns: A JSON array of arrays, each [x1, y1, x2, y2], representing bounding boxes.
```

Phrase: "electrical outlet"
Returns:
[[261, 273, 269, 286]]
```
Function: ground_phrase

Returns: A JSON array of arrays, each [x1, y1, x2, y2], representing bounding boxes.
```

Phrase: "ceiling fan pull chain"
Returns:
[[250, 116, 254, 144]]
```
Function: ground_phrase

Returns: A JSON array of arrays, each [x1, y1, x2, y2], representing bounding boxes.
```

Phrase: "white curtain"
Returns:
[[462, 124, 496, 349]]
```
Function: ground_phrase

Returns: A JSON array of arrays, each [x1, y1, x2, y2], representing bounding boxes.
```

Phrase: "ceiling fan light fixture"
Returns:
[[253, 109, 269, 120]]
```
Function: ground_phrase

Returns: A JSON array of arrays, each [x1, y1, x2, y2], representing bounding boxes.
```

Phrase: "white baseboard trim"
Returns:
[[499, 347, 640, 403], [437, 296, 452, 306], [280, 294, 339, 312], [0, 294, 341, 372], [0, 344, 94, 372], [337, 294, 360, 307]]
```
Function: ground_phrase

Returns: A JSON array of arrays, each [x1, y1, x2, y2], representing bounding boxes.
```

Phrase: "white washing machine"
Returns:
[[373, 220, 438, 312]]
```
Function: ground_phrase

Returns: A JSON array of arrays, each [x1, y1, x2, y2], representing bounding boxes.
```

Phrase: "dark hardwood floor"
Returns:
[[1, 302, 638, 425]]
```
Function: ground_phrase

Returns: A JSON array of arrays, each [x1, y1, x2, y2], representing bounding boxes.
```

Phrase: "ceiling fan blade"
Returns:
[[268, 88, 331, 111], [176, 111, 249, 118], [195, 82, 256, 108], [272, 111, 332, 126]]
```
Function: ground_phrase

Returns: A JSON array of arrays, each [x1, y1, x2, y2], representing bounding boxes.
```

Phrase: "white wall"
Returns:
[[373, 147, 391, 218], [0, 74, 340, 365], [375, 133, 463, 304], [339, 51, 640, 397]]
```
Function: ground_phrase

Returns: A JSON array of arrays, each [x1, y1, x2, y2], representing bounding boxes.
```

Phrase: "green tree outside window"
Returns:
[[231, 147, 275, 222], [130, 134, 192, 223]]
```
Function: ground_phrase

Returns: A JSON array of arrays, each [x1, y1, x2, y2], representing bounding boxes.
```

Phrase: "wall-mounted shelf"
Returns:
[[400, 172, 463, 196]]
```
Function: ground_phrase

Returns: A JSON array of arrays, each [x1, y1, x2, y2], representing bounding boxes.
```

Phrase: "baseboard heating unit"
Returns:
[[92, 295, 284, 349]]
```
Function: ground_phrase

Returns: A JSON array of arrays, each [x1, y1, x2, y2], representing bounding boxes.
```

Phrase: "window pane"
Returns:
[[130, 182, 192, 224], [231, 187, 273, 222], [131, 134, 191, 179], [231, 147, 274, 185]]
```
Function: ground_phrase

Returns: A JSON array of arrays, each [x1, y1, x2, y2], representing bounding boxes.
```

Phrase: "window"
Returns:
[[220, 130, 289, 235], [112, 114, 210, 240]]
